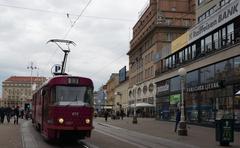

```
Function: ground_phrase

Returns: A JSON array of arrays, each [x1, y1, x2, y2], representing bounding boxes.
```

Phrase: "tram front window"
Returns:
[[55, 86, 93, 105]]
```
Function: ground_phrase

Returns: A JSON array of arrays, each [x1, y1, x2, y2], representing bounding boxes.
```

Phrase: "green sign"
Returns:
[[170, 94, 180, 105], [222, 120, 234, 142]]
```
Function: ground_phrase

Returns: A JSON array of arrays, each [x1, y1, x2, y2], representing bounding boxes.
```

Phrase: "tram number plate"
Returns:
[[72, 112, 79, 116]]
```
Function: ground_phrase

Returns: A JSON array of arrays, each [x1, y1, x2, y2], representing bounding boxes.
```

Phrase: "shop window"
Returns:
[[234, 56, 240, 78], [186, 70, 199, 87], [215, 59, 233, 81], [200, 65, 215, 84], [170, 76, 180, 92]]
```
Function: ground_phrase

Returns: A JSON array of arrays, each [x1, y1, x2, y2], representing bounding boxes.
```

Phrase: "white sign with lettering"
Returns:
[[189, 0, 240, 43]]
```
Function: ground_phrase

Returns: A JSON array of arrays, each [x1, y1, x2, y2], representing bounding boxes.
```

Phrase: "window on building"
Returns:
[[213, 32, 219, 49], [172, 55, 175, 67], [201, 39, 205, 53], [186, 70, 199, 87], [205, 35, 212, 52], [170, 76, 180, 92], [167, 33, 172, 41], [227, 23, 234, 44], [200, 65, 215, 84], [184, 48, 188, 61], [179, 51, 183, 63], [221, 27, 227, 46], [198, 0, 205, 5], [192, 44, 196, 59]]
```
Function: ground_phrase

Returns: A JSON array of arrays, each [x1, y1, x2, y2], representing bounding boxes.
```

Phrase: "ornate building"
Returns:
[[2, 76, 47, 108]]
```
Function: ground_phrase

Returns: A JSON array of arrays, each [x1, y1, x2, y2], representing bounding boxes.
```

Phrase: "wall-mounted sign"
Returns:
[[186, 82, 220, 92], [157, 84, 169, 93], [188, 0, 240, 43]]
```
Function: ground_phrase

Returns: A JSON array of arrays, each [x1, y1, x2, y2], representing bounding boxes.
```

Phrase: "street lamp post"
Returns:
[[178, 68, 187, 136], [133, 85, 138, 124]]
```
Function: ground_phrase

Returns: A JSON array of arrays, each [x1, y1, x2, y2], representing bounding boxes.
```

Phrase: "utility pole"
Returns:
[[27, 62, 37, 98]]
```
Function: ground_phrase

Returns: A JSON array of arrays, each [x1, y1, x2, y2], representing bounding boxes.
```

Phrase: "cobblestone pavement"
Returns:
[[0, 118, 23, 148], [94, 117, 240, 148]]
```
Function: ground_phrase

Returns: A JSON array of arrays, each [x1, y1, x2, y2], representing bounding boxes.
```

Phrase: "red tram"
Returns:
[[32, 75, 94, 140]]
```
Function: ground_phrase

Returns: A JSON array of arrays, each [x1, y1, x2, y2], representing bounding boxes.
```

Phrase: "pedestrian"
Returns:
[[20, 109, 24, 119], [5, 106, 12, 123], [120, 109, 124, 120], [0, 106, 5, 124], [14, 106, 19, 124], [174, 109, 181, 132], [104, 110, 108, 122]]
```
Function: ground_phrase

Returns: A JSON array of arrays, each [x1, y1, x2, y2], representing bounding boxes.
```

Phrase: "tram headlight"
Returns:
[[58, 118, 64, 124], [85, 118, 91, 124]]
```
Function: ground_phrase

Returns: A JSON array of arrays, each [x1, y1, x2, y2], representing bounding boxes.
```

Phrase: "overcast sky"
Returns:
[[0, 0, 149, 94]]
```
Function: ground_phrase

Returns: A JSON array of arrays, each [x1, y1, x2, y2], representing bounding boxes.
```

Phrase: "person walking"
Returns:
[[14, 106, 19, 124], [120, 109, 124, 120], [0, 106, 5, 124], [5, 106, 12, 123], [104, 110, 109, 122], [174, 109, 181, 132]]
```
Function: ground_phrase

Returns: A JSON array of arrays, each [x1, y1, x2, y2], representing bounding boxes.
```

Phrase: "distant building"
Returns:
[[105, 73, 119, 106], [2, 76, 47, 108], [128, 0, 195, 112]]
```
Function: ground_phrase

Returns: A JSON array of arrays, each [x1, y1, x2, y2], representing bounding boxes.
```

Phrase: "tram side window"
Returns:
[[84, 88, 93, 105]]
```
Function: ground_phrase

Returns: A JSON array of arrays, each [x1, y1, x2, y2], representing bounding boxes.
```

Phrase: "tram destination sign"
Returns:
[[186, 82, 220, 93], [189, 0, 240, 43]]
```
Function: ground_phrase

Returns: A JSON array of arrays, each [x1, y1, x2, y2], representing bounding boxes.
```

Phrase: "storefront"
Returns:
[[156, 55, 240, 126]]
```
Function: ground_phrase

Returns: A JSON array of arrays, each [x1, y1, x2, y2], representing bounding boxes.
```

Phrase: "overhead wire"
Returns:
[[0, 3, 135, 21], [89, 53, 127, 77], [63, 0, 93, 39]]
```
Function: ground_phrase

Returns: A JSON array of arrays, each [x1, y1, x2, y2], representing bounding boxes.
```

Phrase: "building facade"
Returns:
[[106, 73, 119, 106], [2, 76, 47, 108], [155, 0, 240, 126], [128, 0, 195, 114], [114, 72, 129, 115]]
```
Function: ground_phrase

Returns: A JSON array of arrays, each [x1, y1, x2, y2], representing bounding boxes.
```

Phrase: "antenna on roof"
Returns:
[[47, 39, 76, 75]]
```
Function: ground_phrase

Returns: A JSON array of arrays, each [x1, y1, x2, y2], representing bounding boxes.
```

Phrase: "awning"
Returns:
[[130, 103, 155, 108], [236, 90, 240, 95]]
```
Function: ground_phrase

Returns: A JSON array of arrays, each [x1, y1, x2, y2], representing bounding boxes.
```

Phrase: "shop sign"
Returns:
[[170, 94, 180, 105], [187, 82, 220, 92], [189, 0, 240, 43], [157, 84, 169, 93]]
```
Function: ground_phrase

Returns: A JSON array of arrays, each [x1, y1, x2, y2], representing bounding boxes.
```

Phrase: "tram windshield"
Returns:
[[55, 86, 93, 105]]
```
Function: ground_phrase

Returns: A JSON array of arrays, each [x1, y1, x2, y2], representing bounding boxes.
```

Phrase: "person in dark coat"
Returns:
[[174, 109, 181, 132], [104, 110, 109, 122], [14, 106, 19, 124], [5, 106, 12, 123], [0, 107, 6, 123], [120, 109, 124, 120]]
